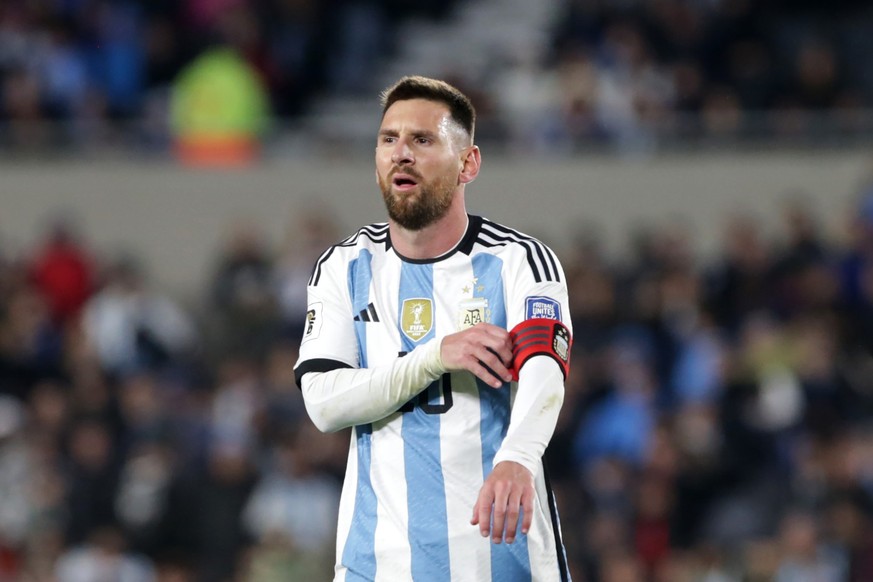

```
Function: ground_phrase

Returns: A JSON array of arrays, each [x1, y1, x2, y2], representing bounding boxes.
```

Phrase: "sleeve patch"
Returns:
[[525, 296, 561, 321], [302, 302, 323, 343]]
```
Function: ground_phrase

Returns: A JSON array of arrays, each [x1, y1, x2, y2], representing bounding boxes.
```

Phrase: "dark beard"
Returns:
[[380, 171, 456, 231]]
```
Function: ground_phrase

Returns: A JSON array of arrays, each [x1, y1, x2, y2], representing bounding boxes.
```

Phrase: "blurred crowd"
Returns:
[[2, 0, 873, 153], [0, 0, 459, 151], [475, 0, 873, 153], [0, 206, 345, 582], [3, 180, 873, 581], [550, 185, 873, 581]]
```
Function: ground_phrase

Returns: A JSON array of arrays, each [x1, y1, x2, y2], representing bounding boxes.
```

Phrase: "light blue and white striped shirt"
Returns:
[[295, 215, 572, 582]]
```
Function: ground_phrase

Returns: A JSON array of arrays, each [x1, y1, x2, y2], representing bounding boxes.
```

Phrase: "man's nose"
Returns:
[[391, 139, 413, 165]]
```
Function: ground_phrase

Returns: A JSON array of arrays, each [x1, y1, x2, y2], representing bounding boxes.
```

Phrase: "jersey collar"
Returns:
[[390, 214, 483, 264]]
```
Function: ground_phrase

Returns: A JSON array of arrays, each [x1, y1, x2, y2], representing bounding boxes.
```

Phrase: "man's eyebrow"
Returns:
[[414, 129, 440, 140], [378, 128, 441, 140]]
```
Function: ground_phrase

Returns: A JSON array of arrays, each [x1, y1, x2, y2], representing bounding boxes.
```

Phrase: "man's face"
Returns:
[[376, 98, 467, 231]]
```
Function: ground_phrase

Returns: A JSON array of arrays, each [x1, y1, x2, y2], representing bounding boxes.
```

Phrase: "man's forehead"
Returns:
[[380, 99, 467, 142], [383, 98, 448, 123]]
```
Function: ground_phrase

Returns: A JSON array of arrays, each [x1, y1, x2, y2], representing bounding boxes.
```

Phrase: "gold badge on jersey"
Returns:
[[458, 297, 489, 330], [401, 298, 433, 341]]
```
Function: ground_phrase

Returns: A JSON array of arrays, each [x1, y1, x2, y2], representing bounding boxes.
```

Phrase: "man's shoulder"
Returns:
[[472, 216, 564, 283], [472, 216, 558, 255], [347, 222, 390, 248], [307, 222, 390, 286], [322, 222, 390, 255]]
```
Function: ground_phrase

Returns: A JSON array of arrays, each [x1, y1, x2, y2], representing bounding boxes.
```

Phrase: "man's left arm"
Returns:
[[471, 355, 565, 544], [471, 272, 572, 544]]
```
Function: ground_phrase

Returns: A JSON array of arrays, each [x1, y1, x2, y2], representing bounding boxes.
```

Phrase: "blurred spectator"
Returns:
[[55, 525, 155, 582], [257, 340, 307, 442], [274, 203, 341, 338], [206, 218, 278, 360], [0, 274, 65, 397], [0, 396, 27, 576], [63, 418, 121, 547], [825, 491, 873, 582], [114, 438, 174, 557], [210, 355, 263, 452], [704, 213, 773, 333], [572, 330, 658, 470], [159, 435, 257, 582], [81, 254, 197, 376], [242, 422, 339, 568], [773, 510, 846, 582], [26, 214, 96, 326]]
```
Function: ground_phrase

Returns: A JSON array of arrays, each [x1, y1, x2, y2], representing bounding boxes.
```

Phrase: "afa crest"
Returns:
[[458, 297, 489, 330], [553, 323, 570, 363], [401, 298, 433, 342]]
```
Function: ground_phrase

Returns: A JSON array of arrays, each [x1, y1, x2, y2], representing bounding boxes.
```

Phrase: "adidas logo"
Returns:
[[354, 303, 380, 323]]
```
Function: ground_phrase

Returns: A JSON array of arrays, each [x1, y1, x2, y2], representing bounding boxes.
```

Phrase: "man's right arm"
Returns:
[[300, 339, 444, 432], [300, 322, 515, 433]]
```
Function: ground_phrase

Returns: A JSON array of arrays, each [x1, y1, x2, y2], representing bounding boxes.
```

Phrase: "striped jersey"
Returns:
[[295, 214, 573, 582]]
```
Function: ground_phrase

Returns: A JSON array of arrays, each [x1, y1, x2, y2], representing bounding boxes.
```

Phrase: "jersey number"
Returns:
[[399, 373, 453, 415], [398, 351, 453, 415]]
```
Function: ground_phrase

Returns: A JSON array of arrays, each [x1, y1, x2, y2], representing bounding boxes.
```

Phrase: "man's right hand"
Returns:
[[439, 323, 513, 388]]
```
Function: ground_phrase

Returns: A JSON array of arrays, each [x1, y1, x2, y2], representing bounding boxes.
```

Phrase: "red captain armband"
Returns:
[[508, 318, 572, 381]]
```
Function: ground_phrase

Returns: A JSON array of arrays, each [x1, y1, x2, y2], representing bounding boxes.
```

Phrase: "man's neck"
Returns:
[[389, 205, 469, 260]]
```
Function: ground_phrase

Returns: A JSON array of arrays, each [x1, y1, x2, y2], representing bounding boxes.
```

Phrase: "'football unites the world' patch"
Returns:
[[525, 296, 561, 321]]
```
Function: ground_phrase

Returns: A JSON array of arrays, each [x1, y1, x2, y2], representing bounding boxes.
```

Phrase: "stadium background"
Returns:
[[2, 0, 873, 581]]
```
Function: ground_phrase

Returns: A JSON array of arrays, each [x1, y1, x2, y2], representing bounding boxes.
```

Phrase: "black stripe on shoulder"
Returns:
[[477, 219, 561, 283], [308, 224, 389, 286], [294, 358, 354, 389]]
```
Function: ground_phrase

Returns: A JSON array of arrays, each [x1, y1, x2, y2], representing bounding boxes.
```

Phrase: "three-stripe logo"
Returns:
[[354, 303, 380, 322]]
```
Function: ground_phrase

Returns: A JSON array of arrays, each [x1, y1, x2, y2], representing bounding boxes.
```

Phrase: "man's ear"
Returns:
[[458, 145, 481, 185]]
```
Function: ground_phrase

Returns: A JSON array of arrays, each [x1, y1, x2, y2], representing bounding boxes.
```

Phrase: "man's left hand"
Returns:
[[470, 461, 534, 544]]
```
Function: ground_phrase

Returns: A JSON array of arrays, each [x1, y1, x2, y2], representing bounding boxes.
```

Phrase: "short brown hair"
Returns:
[[380, 76, 476, 141]]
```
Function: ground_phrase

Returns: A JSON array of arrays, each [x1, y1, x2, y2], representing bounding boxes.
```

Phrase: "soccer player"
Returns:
[[294, 76, 573, 582]]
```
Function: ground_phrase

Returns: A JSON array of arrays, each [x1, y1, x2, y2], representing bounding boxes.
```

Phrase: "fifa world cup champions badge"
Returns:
[[458, 297, 489, 330], [401, 298, 433, 342]]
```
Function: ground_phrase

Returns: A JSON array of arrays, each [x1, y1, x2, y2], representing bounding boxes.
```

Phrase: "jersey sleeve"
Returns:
[[492, 239, 572, 474], [294, 249, 360, 385]]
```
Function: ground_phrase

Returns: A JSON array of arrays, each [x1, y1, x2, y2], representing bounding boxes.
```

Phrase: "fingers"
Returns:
[[471, 355, 511, 388], [500, 491, 527, 544], [441, 324, 514, 387], [490, 482, 510, 544], [520, 488, 533, 536], [470, 490, 492, 539], [470, 484, 510, 543], [479, 326, 513, 367], [471, 471, 533, 544]]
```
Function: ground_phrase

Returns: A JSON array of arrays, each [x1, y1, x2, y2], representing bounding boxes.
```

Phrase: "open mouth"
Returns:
[[392, 173, 419, 191]]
